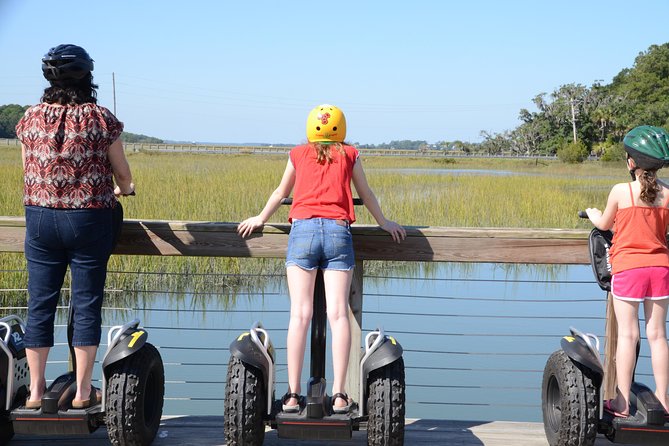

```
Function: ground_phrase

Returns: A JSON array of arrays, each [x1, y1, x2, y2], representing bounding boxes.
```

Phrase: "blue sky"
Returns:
[[1, 0, 667, 145]]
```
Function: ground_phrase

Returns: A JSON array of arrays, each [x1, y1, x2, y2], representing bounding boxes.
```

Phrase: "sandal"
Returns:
[[71, 386, 101, 409], [24, 387, 46, 410], [604, 399, 630, 418], [25, 398, 41, 410], [281, 392, 300, 413], [332, 392, 352, 414]]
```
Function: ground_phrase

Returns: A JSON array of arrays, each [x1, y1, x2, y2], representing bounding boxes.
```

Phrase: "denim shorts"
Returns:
[[23, 206, 113, 348], [285, 218, 355, 271]]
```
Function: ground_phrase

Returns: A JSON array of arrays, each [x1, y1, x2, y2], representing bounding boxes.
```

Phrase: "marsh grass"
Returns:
[[0, 145, 629, 300]]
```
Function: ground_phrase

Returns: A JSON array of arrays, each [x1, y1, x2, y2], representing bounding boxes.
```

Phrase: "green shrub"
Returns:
[[557, 140, 590, 164], [599, 141, 626, 162]]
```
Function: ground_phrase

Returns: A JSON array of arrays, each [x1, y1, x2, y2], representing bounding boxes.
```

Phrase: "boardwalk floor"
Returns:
[[9, 416, 642, 445]]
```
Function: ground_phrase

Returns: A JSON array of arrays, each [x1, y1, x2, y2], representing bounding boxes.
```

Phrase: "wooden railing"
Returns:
[[0, 216, 590, 403]]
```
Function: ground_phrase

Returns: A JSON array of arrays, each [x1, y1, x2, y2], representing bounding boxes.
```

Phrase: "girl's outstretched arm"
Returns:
[[238, 160, 296, 238], [351, 159, 406, 243], [586, 184, 621, 231]]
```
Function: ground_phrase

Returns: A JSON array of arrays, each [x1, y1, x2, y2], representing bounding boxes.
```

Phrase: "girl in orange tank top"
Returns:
[[586, 143, 669, 418]]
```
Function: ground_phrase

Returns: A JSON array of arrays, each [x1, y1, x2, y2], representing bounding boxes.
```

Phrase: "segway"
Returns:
[[224, 199, 406, 445], [0, 201, 165, 446], [541, 211, 669, 446]]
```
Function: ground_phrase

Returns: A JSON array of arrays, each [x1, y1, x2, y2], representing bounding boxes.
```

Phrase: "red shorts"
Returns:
[[611, 266, 669, 301]]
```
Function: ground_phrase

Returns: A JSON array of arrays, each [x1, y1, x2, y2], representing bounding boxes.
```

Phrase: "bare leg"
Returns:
[[285, 266, 317, 406], [323, 269, 354, 407], [26, 347, 49, 403], [73, 345, 98, 402], [643, 298, 669, 413], [611, 298, 640, 414]]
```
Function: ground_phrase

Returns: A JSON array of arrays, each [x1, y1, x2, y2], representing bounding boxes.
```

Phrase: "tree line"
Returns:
[[2, 42, 668, 162], [476, 43, 669, 162], [362, 43, 669, 162], [0, 104, 162, 144]]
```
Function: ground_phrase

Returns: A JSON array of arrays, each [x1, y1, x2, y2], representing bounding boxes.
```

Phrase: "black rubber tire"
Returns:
[[105, 342, 165, 446], [224, 356, 266, 446], [366, 357, 406, 446], [542, 350, 598, 446]]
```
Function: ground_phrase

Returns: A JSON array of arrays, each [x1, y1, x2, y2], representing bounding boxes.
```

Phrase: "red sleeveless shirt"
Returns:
[[288, 144, 359, 223], [610, 183, 669, 274]]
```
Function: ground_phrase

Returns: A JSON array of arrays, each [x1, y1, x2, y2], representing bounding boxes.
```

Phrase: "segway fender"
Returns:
[[362, 335, 403, 378], [561, 335, 603, 379], [102, 328, 148, 370], [0, 316, 28, 412], [230, 332, 273, 382]]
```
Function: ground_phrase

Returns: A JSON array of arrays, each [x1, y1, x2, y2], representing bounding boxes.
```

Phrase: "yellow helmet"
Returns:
[[306, 104, 346, 143]]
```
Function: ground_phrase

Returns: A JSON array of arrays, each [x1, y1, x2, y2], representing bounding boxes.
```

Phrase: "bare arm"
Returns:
[[586, 184, 620, 231], [237, 159, 296, 238], [108, 138, 135, 195], [351, 158, 406, 243]]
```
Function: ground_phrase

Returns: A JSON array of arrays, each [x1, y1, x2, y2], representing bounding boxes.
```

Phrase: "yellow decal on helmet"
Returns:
[[237, 332, 250, 341], [563, 336, 575, 343]]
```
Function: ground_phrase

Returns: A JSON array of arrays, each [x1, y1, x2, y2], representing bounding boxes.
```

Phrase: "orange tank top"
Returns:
[[610, 183, 669, 274]]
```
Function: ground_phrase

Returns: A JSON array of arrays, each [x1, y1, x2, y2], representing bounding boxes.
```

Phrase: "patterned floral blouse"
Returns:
[[16, 103, 124, 209]]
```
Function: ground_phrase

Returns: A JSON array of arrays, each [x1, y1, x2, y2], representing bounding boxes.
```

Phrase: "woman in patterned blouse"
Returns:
[[15, 44, 134, 410]]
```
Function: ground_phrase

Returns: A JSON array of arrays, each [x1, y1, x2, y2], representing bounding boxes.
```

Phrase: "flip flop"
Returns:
[[281, 392, 300, 413], [71, 386, 101, 409], [604, 399, 630, 418], [24, 399, 41, 410], [332, 392, 353, 414]]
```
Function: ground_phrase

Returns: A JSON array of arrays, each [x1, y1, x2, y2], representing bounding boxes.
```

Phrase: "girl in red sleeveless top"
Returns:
[[238, 105, 405, 413], [586, 126, 669, 418]]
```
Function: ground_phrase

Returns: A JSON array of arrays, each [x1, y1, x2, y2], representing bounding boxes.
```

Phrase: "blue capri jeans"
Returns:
[[285, 218, 355, 271], [23, 206, 113, 348]]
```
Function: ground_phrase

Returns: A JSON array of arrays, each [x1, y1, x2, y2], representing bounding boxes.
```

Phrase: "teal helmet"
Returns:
[[623, 125, 669, 170]]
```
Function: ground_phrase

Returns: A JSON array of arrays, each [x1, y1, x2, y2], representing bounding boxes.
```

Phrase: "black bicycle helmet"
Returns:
[[42, 44, 94, 83], [623, 125, 669, 170]]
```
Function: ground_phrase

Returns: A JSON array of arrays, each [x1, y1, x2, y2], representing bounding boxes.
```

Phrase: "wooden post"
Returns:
[[347, 260, 363, 404]]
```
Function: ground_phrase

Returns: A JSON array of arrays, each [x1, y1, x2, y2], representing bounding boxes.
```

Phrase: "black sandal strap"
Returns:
[[332, 392, 349, 404], [282, 392, 300, 403]]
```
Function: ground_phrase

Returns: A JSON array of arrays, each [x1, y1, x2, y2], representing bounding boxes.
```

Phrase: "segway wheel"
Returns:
[[366, 357, 405, 446], [105, 342, 165, 446], [542, 350, 598, 446], [224, 355, 266, 446]]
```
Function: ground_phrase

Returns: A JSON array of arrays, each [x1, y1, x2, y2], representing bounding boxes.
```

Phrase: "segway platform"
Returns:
[[275, 411, 355, 441], [10, 370, 103, 436], [11, 405, 102, 436], [601, 382, 669, 446]]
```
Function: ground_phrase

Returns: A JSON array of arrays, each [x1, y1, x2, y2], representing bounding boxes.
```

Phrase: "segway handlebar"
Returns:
[[578, 210, 588, 219], [280, 197, 363, 206]]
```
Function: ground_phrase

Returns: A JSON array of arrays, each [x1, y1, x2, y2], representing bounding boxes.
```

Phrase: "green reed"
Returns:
[[0, 145, 629, 299]]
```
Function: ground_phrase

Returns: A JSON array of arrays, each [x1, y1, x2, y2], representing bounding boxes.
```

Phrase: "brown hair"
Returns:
[[638, 168, 661, 204], [41, 73, 98, 105], [312, 142, 347, 164]]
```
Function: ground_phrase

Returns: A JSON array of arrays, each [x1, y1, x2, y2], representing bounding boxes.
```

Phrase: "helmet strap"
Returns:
[[627, 156, 637, 180]]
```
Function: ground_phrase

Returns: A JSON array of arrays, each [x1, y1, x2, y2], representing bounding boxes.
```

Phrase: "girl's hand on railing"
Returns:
[[380, 220, 406, 243], [237, 216, 265, 238]]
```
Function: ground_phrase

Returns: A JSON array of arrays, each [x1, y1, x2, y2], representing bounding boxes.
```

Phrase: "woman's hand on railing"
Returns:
[[380, 219, 406, 243], [114, 182, 136, 197], [237, 216, 265, 238]]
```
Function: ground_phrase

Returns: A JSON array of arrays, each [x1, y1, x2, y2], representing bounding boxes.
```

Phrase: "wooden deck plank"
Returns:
[[8, 416, 642, 445]]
